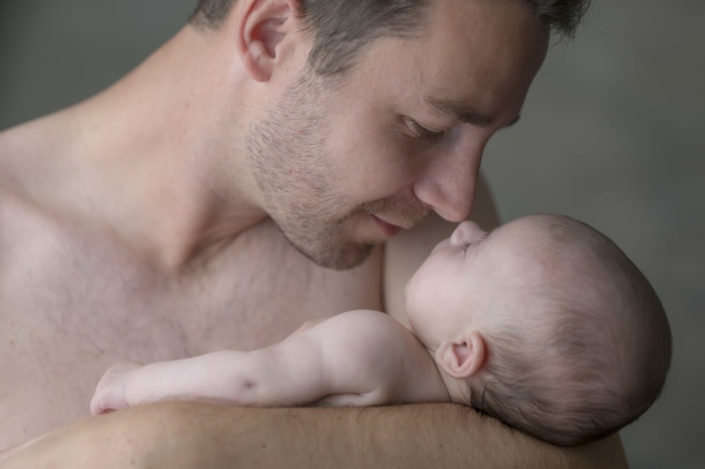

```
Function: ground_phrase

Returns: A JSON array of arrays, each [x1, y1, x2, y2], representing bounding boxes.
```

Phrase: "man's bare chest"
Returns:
[[3, 217, 383, 353], [0, 215, 382, 445]]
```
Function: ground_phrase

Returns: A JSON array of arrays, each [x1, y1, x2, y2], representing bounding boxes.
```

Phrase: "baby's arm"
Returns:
[[91, 310, 446, 414]]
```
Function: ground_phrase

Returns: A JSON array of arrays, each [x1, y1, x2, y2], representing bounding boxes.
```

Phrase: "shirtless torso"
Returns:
[[0, 1, 630, 465], [0, 82, 480, 449], [0, 186, 383, 448]]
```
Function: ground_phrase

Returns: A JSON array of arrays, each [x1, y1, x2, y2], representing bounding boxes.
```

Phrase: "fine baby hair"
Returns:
[[462, 214, 672, 445]]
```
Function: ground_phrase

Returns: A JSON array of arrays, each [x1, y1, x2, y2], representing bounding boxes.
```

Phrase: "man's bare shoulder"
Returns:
[[0, 116, 57, 182], [0, 125, 22, 198], [0, 116, 82, 265], [0, 131, 77, 297], [0, 190, 67, 290], [1, 121, 46, 219]]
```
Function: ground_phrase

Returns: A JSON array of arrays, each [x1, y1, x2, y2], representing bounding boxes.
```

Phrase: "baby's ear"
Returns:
[[435, 331, 486, 379]]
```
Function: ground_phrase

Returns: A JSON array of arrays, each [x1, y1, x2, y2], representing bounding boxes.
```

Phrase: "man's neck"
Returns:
[[56, 25, 267, 270]]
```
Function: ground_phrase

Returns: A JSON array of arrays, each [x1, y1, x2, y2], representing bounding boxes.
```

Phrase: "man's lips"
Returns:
[[371, 215, 403, 237]]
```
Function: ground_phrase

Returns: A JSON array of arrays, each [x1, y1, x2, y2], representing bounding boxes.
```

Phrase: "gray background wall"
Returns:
[[1, 1, 702, 467]]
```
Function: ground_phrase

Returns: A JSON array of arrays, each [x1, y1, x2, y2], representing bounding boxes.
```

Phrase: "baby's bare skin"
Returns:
[[90, 310, 450, 414]]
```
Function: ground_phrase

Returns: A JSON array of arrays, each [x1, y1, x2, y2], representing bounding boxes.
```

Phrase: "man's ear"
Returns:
[[235, 0, 302, 82], [435, 331, 486, 379]]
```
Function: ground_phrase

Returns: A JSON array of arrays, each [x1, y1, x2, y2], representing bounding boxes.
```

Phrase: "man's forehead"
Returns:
[[407, 0, 548, 120]]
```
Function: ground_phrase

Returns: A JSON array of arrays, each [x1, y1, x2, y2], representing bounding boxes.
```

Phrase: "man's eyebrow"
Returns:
[[425, 96, 493, 128], [425, 96, 521, 129]]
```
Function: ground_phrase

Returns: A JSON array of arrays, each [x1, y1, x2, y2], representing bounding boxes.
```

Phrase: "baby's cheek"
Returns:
[[404, 272, 424, 307], [406, 274, 435, 319]]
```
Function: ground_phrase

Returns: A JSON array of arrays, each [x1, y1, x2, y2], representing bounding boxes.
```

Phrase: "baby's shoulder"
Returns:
[[311, 310, 446, 404], [315, 310, 414, 342], [310, 310, 428, 369]]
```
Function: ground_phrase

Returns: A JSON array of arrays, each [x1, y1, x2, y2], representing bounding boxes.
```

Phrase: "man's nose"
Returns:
[[412, 142, 484, 223]]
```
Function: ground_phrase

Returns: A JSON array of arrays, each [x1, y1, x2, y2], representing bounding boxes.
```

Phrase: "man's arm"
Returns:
[[1, 401, 628, 469]]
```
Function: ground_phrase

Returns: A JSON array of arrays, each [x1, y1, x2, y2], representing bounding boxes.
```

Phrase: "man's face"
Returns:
[[246, 0, 549, 270]]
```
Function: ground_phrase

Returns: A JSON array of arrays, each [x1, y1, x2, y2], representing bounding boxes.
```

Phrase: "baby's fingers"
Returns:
[[89, 387, 123, 416], [90, 362, 142, 415]]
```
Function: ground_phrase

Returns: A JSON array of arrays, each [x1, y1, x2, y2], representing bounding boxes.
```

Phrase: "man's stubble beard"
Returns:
[[246, 71, 374, 270], [246, 71, 429, 270]]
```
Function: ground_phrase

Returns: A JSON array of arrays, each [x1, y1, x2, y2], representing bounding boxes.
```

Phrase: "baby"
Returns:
[[91, 214, 672, 445]]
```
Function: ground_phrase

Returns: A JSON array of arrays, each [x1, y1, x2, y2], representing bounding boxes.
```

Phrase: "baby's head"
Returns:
[[405, 214, 672, 445]]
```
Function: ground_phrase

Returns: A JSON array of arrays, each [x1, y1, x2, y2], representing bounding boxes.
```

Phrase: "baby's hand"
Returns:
[[90, 362, 143, 416]]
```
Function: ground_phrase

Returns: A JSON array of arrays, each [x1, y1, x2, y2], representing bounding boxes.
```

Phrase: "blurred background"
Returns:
[[0, 0, 702, 467]]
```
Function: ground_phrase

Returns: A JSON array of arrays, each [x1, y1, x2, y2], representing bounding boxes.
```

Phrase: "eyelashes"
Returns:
[[461, 241, 471, 252], [407, 119, 445, 141]]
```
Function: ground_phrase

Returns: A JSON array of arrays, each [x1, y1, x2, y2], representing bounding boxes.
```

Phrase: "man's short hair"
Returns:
[[191, 0, 592, 76]]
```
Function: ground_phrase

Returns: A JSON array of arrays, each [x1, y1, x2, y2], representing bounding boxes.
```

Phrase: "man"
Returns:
[[0, 0, 628, 467]]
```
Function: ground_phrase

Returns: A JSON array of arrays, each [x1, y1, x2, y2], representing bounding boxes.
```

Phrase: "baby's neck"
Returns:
[[429, 357, 470, 405]]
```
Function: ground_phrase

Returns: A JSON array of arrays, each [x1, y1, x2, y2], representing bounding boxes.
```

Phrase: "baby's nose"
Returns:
[[450, 221, 486, 246]]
